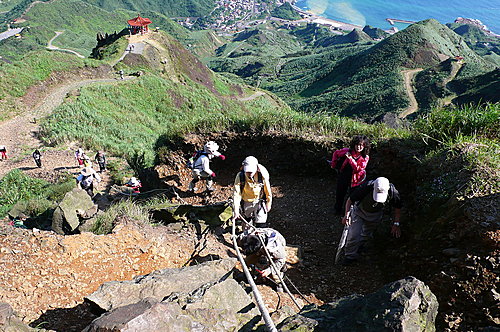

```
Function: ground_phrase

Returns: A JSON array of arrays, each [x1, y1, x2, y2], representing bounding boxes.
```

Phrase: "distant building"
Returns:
[[128, 15, 152, 35]]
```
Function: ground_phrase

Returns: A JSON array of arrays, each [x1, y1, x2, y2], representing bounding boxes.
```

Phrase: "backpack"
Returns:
[[187, 150, 208, 169], [239, 171, 267, 201], [80, 175, 93, 189]]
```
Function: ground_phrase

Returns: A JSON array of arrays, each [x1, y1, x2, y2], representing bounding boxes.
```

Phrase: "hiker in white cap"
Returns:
[[76, 167, 101, 197], [340, 177, 402, 265], [232, 156, 272, 228], [188, 141, 225, 193]]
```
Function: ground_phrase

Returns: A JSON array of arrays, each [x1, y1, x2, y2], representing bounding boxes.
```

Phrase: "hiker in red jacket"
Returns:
[[330, 135, 370, 215], [0, 145, 7, 160]]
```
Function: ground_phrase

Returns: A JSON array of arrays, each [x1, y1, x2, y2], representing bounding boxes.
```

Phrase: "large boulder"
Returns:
[[85, 258, 237, 312], [278, 277, 438, 332], [51, 188, 97, 234], [150, 202, 232, 227], [83, 279, 260, 332]]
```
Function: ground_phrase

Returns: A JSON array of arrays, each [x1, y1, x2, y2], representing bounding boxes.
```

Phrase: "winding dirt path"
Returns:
[[0, 78, 133, 178], [399, 68, 423, 119], [47, 31, 85, 58]]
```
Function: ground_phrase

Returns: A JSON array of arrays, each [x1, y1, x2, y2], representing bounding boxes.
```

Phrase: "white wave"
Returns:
[[329, 2, 366, 26]]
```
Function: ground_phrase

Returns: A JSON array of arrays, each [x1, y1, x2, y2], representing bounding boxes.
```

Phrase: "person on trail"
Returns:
[[188, 141, 225, 193], [340, 177, 402, 265], [238, 227, 287, 291], [126, 177, 142, 194], [232, 156, 272, 228], [0, 145, 7, 160], [82, 154, 92, 168], [119, 69, 124, 80], [75, 148, 84, 167], [76, 166, 101, 197], [330, 135, 370, 215], [94, 151, 106, 173], [32, 149, 42, 168]]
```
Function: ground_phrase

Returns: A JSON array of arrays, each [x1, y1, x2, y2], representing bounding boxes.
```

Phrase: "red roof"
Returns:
[[128, 15, 152, 27]]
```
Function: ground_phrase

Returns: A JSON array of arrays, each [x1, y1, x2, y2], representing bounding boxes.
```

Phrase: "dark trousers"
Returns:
[[98, 162, 106, 172], [34, 158, 42, 168], [334, 172, 351, 214]]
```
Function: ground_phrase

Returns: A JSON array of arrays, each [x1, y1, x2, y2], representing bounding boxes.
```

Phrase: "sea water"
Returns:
[[295, 0, 500, 34]]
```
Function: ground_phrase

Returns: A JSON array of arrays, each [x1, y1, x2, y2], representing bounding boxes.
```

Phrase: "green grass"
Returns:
[[91, 198, 151, 234]]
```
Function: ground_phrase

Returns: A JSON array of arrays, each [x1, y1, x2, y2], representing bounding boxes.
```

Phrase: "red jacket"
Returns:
[[331, 148, 369, 187]]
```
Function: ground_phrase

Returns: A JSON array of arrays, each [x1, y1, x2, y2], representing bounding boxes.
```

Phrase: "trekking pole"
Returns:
[[239, 216, 302, 311], [335, 206, 353, 264], [231, 218, 277, 332]]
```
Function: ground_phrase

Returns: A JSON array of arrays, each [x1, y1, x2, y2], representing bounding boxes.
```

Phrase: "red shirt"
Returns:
[[331, 148, 369, 187]]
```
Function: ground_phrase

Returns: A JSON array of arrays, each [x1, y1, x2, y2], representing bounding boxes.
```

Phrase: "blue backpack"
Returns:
[[187, 150, 208, 169]]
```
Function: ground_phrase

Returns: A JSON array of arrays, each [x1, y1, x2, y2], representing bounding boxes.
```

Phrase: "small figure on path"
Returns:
[[119, 69, 124, 80], [339, 177, 402, 265], [0, 145, 7, 160], [82, 153, 92, 168], [76, 167, 101, 197], [94, 151, 106, 172], [238, 227, 287, 291], [330, 135, 370, 215], [188, 141, 225, 193], [232, 156, 272, 228], [75, 148, 84, 167], [32, 149, 42, 168], [126, 177, 142, 193]]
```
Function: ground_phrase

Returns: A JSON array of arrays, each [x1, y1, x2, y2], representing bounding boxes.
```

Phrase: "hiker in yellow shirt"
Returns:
[[233, 156, 272, 228]]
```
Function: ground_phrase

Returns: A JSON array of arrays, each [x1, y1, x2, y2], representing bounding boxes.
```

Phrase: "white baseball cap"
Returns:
[[242, 156, 258, 173], [373, 177, 390, 203]]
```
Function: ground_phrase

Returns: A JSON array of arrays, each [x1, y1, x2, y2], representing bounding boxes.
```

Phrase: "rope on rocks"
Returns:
[[231, 218, 277, 332]]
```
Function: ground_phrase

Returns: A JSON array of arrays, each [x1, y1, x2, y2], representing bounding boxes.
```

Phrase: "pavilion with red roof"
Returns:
[[128, 15, 152, 35]]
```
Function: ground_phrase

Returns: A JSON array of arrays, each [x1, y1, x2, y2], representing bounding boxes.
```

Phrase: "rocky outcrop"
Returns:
[[278, 277, 438, 331], [0, 303, 38, 332], [51, 188, 98, 234], [83, 279, 260, 332], [85, 258, 238, 312]]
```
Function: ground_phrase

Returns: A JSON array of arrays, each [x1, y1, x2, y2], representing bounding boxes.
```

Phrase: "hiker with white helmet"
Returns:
[[188, 141, 226, 193], [75, 148, 84, 167], [76, 167, 101, 197], [339, 177, 402, 265], [232, 156, 272, 228], [126, 177, 142, 193]]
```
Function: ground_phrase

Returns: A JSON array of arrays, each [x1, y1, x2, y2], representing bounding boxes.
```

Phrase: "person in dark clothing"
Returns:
[[94, 151, 106, 172], [32, 149, 42, 168], [340, 177, 402, 265], [330, 135, 370, 215]]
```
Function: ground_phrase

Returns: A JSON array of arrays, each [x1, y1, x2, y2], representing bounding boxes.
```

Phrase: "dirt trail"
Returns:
[[47, 31, 85, 58], [399, 68, 423, 119], [0, 78, 132, 178]]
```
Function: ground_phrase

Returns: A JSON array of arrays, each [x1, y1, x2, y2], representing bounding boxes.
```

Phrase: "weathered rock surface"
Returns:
[[51, 188, 97, 234], [0, 302, 38, 332], [278, 276, 438, 331], [85, 258, 238, 312], [83, 279, 260, 332], [150, 202, 232, 226]]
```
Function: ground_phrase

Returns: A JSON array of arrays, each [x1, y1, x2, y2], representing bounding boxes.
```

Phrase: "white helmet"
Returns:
[[203, 141, 219, 154]]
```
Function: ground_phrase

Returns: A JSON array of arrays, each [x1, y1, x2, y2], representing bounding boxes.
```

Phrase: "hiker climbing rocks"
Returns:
[[340, 177, 402, 265], [76, 167, 101, 197], [32, 149, 42, 168], [232, 156, 272, 228], [75, 148, 84, 167], [238, 227, 287, 291], [94, 151, 106, 172], [188, 141, 225, 193], [0, 145, 7, 160], [330, 135, 370, 215], [126, 177, 142, 193]]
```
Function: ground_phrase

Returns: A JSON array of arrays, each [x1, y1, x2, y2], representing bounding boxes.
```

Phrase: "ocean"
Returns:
[[295, 0, 500, 34]]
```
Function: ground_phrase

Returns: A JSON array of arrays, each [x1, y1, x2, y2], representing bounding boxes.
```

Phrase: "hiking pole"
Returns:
[[231, 218, 277, 332], [239, 216, 302, 311], [335, 206, 353, 264]]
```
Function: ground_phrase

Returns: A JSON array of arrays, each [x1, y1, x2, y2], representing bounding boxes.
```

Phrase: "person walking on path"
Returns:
[[340, 177, 402, 265], [237, 227, 287, 291], [75, 148, 84, 167], [76, 166, 101, 197], [126, 177, 142, 194], [0, 145, 8, 160], [232, 156, 272, 228], [188, 141, 225, 193], [94, 151, 106, 172], [32, 149, 42, 168], [330, 135, 370, 215], [119, 69, 124, 80]]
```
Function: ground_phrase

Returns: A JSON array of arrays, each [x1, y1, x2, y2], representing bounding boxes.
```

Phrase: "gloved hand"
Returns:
[[219, 154, 226, 160], [211, 172, 216, 177]]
